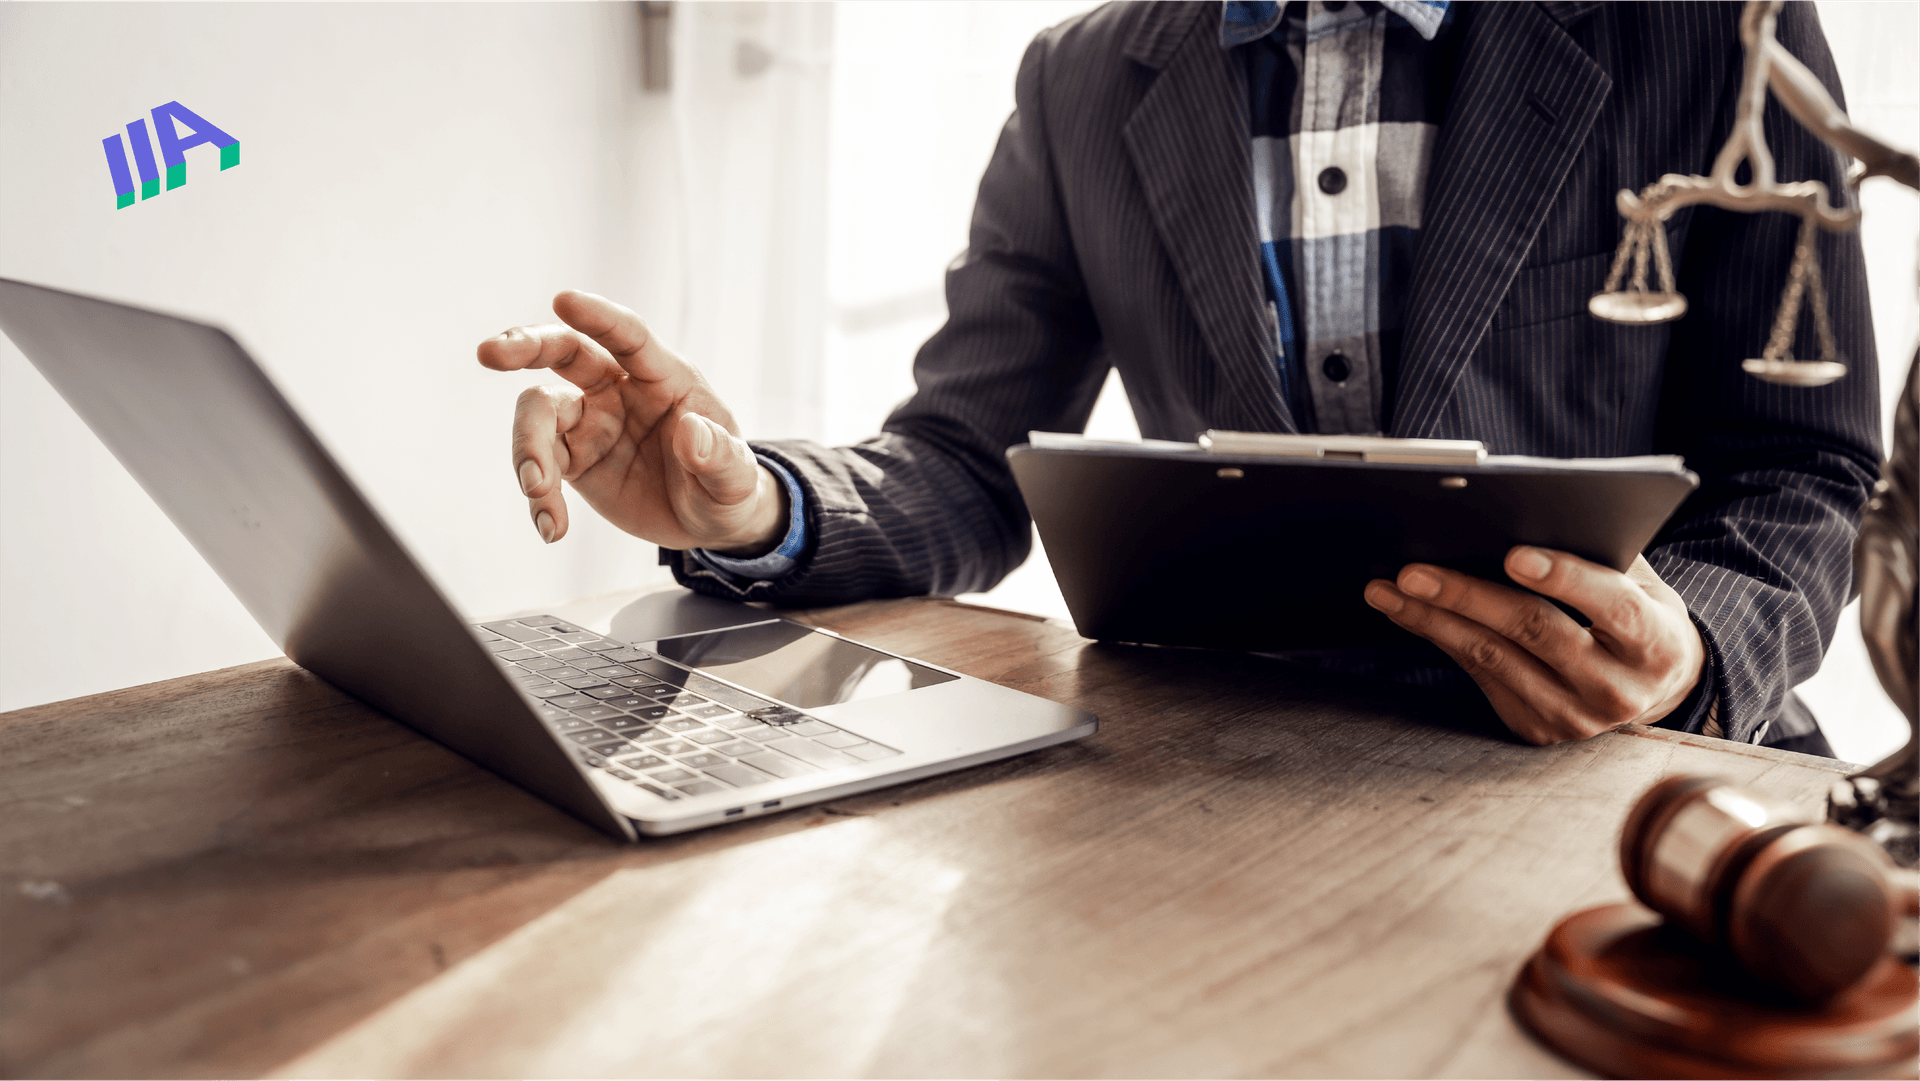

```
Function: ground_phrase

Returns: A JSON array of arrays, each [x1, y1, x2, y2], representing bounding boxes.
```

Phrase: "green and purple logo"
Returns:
[[102, 102, 238, 209]]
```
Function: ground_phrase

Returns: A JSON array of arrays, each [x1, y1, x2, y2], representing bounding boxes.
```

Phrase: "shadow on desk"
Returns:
[[0, 596, 1847, 1079]]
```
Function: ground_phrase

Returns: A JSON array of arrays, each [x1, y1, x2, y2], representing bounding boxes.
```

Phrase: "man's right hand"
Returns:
[[476, 291, 788, 556]]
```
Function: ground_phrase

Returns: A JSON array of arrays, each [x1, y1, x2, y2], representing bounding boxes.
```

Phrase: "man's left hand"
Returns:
[[1363, 547, 1706, 745]]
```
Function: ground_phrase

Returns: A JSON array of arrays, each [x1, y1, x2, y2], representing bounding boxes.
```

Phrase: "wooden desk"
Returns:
[[1, 591, 1855, 1079]]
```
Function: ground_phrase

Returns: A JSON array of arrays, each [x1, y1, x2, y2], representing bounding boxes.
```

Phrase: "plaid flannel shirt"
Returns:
[[1225, 0, 1455, 433]]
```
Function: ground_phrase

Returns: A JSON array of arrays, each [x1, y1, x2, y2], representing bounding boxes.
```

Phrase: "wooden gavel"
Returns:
[[1621, 774, 1920, 1003]]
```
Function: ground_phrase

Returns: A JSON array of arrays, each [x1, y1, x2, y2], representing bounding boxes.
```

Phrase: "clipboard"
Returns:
[[1006, 432, 1700, 649]]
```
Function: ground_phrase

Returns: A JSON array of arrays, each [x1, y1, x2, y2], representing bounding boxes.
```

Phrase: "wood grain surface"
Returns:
[[0, 591, 1856, 1079]]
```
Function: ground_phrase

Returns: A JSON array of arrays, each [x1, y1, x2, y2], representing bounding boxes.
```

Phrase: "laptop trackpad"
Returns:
[[645, 620, 956, 708], [609, 590, 772, 643]]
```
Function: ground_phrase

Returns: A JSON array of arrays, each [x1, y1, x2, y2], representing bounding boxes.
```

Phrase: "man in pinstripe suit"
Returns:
[[480, 2, 1880, 756]]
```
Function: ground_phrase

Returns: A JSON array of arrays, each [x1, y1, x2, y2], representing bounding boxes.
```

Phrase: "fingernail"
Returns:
[[536, 511, 555, 543], [690, 415, 714, 459], [518, 460, 541, 495], [1511, 548, 1552, 581], [1366, 583, 1404, 614], [1401, 568, 1441, 599]]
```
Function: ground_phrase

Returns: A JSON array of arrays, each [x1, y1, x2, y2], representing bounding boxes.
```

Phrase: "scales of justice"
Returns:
[[1508, 3, 1920, 1077]]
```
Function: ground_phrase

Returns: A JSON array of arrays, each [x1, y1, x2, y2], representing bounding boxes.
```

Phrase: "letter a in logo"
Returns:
[[103, 101, 238, 209]]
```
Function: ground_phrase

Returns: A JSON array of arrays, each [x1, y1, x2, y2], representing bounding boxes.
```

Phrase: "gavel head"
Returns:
[[1620, 775, 1917, 1003]]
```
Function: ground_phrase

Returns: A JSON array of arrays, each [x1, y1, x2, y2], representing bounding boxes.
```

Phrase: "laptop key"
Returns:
[[686, 704, 737, 720], [687, 729, 732, 745], [508, 671, 551, 685], [603, 695, 653, 710], [496, 647, 540, 660], [521, 656, 566, 671], [749, 705, 807, 726], [480, 621, 548, 642], [616, 754, 668, 770], [788, 720, 836, 737], [687, 678, 767, 711], [582, 664, 636, 678], [659, 718, 706, 733], [646, 767, 696, 783], [483, 639, 521, 653], [635, 782, 679, 800], [602, 715, 650, 732], [743, 727, 787, 742], [578, 640, 624, 652], [581, 685, 629, 700], [531, 705, 570, 721], [649, 739, 697, 756], [677, 780, 725, 796], [606, 768, 635, 780], [766, 738, 858, 770], [588, 739, 638, 757], [634, 706, 680, 722], [739, 752, 816, 779], [712, 714, 761, 731], [528, 639, 574, 652], [522, 684, 572, 699], [601, 649, 649, 663], [546, 647, 594, 662], [552, 718, 597, 731], [561, 674, 611, 689], [545, 694, 595, 709], [571, 705, 622, 722], [613, 676, 672, 691], [678, 752, 727, 769], [843, 743, 900, 762], [554, 630, 600, 643], [814, 731, 868, 749], [703, 761, 775, 789], [565, 728, 615, 744], [712, 741, 759, 758]]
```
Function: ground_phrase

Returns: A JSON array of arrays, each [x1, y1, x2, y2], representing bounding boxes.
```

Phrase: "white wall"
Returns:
[[0, 3, 683, 710]]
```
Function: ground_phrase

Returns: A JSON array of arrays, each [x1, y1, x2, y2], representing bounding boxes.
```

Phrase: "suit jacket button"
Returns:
[[1322, 352, 1352, 382], [1318, 166, 1348, 195]]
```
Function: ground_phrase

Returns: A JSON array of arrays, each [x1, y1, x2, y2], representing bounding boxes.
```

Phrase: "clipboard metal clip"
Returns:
[[1198, 431, 1488, 466]]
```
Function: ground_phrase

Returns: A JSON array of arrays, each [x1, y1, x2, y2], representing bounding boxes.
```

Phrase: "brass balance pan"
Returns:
[[1743, 357, 1849, 386], [1588, 291, 1688, 324]]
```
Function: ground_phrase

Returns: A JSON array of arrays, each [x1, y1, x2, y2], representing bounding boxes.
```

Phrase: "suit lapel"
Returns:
[[1391, 2, 1611, 437], [1123, 5, 1294, 433]]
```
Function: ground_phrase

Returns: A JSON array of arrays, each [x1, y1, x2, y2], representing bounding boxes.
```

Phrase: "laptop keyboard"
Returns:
[[474, 615, 901, 802]]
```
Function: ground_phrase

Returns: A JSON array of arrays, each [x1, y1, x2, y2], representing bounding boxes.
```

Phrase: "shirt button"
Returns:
[[1318, 166, 1348, 195], [1322, 352, 1352, 382]]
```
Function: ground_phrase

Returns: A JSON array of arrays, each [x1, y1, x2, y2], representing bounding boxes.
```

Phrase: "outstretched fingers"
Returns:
[[552, 291, 721, 424], [512, 385, 580, 543], [477, 321, 627, 399]]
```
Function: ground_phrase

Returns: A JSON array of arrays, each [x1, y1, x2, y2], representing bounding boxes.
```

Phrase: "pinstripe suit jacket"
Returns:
[[676, 1, 1883, 746]]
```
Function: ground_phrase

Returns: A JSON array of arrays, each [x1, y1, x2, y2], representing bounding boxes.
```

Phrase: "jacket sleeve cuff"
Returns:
[[684, 455, 808, 582]]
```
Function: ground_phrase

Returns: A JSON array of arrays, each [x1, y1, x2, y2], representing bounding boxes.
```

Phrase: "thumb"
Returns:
[[673, 412, 760, 507]]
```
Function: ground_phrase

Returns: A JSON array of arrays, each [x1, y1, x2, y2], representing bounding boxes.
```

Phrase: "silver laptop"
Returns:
[[0, 276, 1096, 838]]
